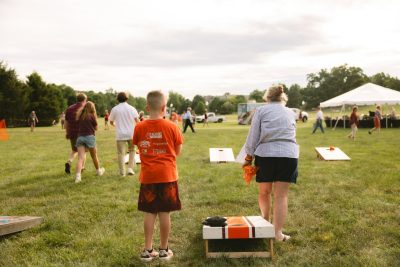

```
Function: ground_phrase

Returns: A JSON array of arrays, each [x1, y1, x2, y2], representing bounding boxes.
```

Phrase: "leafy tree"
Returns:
[[249, 89, 265, 102], [370, 72, 400, 91], [194, 101, 206, 115], [286, 84, 302, 108], [208, 97, 223, 113], [220, 101, 235, 114], [129, 96, 146, 113], [26, 72, 63, 126], [303, 64, 369, 109], [0, 62, 30, 126], [192, 95, 205, 111], [167, 91, 186, 114]]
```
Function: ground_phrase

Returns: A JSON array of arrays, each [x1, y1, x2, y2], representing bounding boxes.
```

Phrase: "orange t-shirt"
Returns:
[[133, 119, 183, 184]]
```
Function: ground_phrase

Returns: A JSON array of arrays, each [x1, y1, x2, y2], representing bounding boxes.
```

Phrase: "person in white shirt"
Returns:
[[182, 107, 195, 133], [312, 106, 325, 133], [109, 92, 139, 176]]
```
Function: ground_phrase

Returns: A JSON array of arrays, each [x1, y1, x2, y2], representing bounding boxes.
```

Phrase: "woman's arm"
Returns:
[[244, 109, 261, 157]]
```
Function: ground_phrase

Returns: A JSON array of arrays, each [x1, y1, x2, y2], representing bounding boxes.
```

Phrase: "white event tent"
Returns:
[[320, 83, 400, 129], [320, 83, 400, 108]]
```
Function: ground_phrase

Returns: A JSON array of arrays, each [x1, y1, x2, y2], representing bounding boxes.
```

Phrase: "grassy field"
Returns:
[[0, 115, 399, 266]]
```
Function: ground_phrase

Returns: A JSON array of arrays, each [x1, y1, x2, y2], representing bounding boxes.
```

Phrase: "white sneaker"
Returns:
[[96, 167, 105, 176], [159, 248, 173, 261], [75, 174, 81, 183], [127, 168, 135, 175]]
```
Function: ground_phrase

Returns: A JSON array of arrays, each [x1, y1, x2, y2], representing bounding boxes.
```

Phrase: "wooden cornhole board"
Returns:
[[203, 216, 275, 258], [124, 152, 141, 164], [315, 147, 351, 161], [209, 148, 235, 163], [0, 216, 43, 236]]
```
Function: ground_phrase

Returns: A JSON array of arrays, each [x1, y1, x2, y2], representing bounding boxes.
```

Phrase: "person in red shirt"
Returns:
[[348, 106, 359, 140], [133, 90, 183, 262], [64, 93, 87, 174]]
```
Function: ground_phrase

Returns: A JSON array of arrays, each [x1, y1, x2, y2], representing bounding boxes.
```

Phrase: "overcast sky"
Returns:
[[1, 0, 399, 98]]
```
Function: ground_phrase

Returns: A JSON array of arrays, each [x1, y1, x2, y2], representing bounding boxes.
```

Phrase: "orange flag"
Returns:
[[0, 120, 9, 141], [242, 165, 259, 184]]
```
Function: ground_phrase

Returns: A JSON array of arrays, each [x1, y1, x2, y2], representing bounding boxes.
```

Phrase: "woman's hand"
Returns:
[[242, 154, 253, 168]]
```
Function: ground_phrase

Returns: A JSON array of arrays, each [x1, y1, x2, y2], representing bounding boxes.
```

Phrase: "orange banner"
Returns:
[[0, 120, 9, 141]]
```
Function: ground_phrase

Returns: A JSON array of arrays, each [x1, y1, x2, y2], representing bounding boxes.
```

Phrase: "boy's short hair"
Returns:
[[147, 90, 166, 111], [117, 92, 129, 103], [76, 93, 87, 103]]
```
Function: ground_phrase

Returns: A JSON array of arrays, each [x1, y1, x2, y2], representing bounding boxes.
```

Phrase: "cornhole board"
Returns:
[[315, 147, 351, 161], [0, 216, 43, 236], [209, 148, 235, 163], [124, 152, 141, 164], [203, 216, 275, 258]]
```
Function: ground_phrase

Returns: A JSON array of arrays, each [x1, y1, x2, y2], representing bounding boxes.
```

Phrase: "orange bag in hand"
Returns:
[[242, 165, 259, 184]]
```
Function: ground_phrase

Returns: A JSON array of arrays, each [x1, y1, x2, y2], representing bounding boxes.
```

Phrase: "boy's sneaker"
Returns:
[[75, 174, 81, 183], [159, 247, 173, 261], [65, 162, 71, 174], [127, 168, 135, 175], [140, 248, 159, 262], [96, 167, 105, 176]]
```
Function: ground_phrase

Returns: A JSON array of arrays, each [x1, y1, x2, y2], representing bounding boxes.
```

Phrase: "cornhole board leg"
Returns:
[[204, 239, 274, 258], [0, 216, 43, 236]]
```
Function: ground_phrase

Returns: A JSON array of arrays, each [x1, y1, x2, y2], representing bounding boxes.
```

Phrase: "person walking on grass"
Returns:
[[64, 93, 87, 174], [369, 105, 382, 134], [133, 90, 183, 262], [28, 111, 39, 132], [104, 109, 110, 130], [243, 84, 298, 242], [75, 101, 105, 183], [60, 111, 65, 130], [203, 110, 209, 127], [312, 106, 324, 133], [348, 106, 359, 140], [182, 107, 195, 133], [109, 92, 139, 177]]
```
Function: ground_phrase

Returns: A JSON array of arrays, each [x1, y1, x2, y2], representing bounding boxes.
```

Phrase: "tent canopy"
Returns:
[[320, 83, 400, 108]]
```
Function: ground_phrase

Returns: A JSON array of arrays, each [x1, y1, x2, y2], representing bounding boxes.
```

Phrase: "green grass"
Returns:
[[1, 118, 399, 266]]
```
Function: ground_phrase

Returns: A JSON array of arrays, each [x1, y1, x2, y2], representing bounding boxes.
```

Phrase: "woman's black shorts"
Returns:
[[254, 156, 298, 183]]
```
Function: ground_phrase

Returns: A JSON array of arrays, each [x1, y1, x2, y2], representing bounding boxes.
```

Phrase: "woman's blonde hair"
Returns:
[[263, 84, 288, 104], [76, 101, 97, 121]]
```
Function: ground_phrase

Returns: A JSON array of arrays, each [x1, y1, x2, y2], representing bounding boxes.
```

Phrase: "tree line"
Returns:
[[1, 62, 400, 127]]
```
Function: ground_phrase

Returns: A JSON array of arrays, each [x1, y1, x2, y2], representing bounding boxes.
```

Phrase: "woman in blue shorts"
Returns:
[[243, 84, 299, 242], [75, 101, 105, 183]]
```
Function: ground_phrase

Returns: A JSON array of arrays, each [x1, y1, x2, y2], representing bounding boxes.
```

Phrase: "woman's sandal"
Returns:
[[276, 234, 291, 242]]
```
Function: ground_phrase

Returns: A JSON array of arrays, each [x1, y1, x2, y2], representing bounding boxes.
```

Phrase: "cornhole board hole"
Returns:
[[203, 216, 275, 258], [124, 152, 141, 164], [0, 216, 43, 236], [315, 147, 351, 161], [209, 148, 235, 163]]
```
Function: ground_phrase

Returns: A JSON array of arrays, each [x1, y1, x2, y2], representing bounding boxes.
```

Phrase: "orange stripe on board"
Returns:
[[227, 216, 249, 239], [0, 120, 9, 141]]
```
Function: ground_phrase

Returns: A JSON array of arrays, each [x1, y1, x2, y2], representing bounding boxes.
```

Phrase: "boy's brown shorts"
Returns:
[[138, 181, 181, 213]]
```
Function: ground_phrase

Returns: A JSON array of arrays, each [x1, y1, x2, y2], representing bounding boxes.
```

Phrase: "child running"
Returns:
[[132, 90, 183, 262], [75, 101, 105, 183]]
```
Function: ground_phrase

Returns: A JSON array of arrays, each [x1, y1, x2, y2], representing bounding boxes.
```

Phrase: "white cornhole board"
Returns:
[[315, 147, 351, 161], [0, 216, 43, 236], [124, 153, 141, 164], [209, 148, 235, 163], [202, 216, 275, 258]]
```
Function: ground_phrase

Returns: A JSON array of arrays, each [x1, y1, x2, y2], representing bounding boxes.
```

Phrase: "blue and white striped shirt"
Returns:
[[245, 102, 299, 158]]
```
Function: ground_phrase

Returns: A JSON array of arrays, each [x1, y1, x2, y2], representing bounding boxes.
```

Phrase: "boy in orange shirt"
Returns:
[[133, 90, 183, 262]]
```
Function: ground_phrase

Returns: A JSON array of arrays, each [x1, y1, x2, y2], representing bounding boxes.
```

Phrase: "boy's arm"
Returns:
[[175, 144, 182, 156]]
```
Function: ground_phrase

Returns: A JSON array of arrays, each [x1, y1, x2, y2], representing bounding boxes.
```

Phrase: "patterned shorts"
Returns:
[[138, 181, 181, 213]]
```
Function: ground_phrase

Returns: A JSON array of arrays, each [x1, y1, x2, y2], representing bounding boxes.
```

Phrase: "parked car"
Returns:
[[196, 112, 226, 123], [291, 108, 308, 122]]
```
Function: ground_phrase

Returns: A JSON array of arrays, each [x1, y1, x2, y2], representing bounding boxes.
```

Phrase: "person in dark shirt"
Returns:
[[64, 93, 87, 174], [347, 106, 359, 140], [74, 101, 105, 183]]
